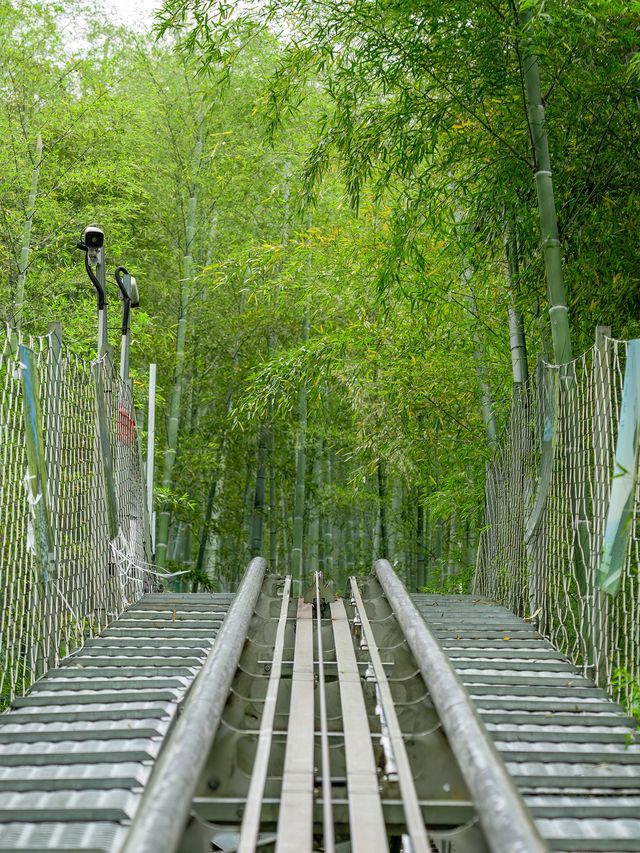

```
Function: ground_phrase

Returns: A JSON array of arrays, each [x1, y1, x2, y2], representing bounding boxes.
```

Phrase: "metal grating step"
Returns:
[[0, 591, 233, 850], [414, 593, 640, 850]]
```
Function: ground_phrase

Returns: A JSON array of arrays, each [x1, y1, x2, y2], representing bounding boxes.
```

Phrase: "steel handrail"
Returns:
[[122, 557, 267, 853], [374, 558, 548, 853]]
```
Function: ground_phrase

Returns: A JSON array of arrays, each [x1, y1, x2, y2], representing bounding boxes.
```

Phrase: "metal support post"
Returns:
[[590, 326, 611, 684], [93, 361, 120, 542], [146, 363, 156, 556], [20, 344, 58, 676], [45, 322, 63, 563], [115, 267, 139, 383], [96, 246, 108, 358]]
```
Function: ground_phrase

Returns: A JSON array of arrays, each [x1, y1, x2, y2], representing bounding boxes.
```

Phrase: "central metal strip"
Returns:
[[315, 573, 335, 853], [350, 578, 430, 852], [238, 576, 292, 852], [330, 599, 388, 853], [275, 598, 314, 853]]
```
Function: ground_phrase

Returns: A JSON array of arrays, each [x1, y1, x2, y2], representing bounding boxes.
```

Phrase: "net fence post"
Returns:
[[19, 343, 58, 677], [93, 359, 120, 527], [146, 363, 157, 559], [590, 326, 611, 685], [93, 354, 123, 614], [44, 322, 64, 571]]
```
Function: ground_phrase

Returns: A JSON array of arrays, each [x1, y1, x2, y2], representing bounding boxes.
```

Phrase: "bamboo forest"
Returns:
[[1, 0, 640, 850]]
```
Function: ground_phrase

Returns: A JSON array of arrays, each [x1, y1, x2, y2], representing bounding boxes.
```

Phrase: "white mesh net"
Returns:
[[475, 335, 640, 710], [0, 326, 151, 705]]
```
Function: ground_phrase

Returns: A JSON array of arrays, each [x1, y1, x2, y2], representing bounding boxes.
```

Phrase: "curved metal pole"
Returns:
[[122, 557, 267, 853], [374, 559, 548, 853]]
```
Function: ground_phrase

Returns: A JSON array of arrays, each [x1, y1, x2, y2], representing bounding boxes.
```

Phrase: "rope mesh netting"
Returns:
[[475, 336, 640, 709], [0, 326, 150, 705]]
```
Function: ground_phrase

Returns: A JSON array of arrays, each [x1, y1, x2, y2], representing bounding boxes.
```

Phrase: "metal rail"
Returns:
[[275, 598, 314, 852], [331, 598, 389, 853], [239, 576, 292, 851], [350, 577, 430, 853], [314, 572, 335, 853], [374, 559, 548, 853], [121, 557, 267, 853]]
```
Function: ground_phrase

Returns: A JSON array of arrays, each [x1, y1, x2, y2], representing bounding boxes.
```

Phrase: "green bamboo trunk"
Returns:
[[250, 427, 269, 557], [505, 227, 529, 385], [291, 315, 310, 586], [155, 122, 204, 569], [323, 449, 334, 575], [519, 4, 572, 365], [14, 134, 43, 329], [269, 428, 278, 570], [416, 503, 426, 589]]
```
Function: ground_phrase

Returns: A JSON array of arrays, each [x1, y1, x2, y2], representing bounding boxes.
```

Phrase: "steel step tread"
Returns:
[[0, 790, 138, 823], [462, 677, 601, 691], [47, 665, 201, 678], [55, 655, 204, 667], [12, 690, 181, 707], [136, 593, 234, 602], [107, 618, 222, 629], [445, 647, 563, 659], [0, 719, 169, 744], [29, 678, 190, 692], [102, 628, 216, 638], [441, 637, 556, 648], [0, 707, 171, 726], [78, 637, 213, 663], [412, 593, 640, 848], [0, 764, 149, 791], [478, 701, 627, 714], [0, 820, 125, 851], [535, 817, 640, 849], [0, 738, 160, 766], [0, 591, 231, 851], [480, 712, 636, 727]]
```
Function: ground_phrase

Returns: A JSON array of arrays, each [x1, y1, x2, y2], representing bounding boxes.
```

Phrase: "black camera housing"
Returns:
[[83, 225, 104, 250]]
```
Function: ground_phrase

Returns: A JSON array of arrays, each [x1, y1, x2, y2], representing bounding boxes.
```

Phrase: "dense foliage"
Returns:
[[2, 0, 638, 592]]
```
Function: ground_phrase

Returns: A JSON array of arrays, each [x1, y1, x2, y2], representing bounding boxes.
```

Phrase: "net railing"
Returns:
[[0, 324, 151, 706], [475, 333, 640, 711]]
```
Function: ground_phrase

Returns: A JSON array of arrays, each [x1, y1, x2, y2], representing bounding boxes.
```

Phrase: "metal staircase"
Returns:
[[0, 562, 639, 852]]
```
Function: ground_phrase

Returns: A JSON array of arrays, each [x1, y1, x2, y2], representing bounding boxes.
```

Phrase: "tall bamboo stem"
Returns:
[[14, 134, 43, 329], [291, 315, 309, 586], [519, 4, 572, 365], [156, 120, 204, 568]]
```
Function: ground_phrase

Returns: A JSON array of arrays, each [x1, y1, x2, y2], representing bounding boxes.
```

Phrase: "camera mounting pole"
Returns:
[[114, 266, 139, 383], [76, 225, 108, 358], [95, 247, 108, 358]]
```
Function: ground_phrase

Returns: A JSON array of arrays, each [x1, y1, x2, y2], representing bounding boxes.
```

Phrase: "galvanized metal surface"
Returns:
[[238, 575, 292, 852], [3, 566, 639, 852], [185, 572, 486, 852], [0, 590, 234, 851], [349, 578, 430, 853], [375, 559, 547, 853], [275, 599, 314, 853], [121, 558, 266, 853], [331, 597, 389, 853], [413, 592, 640, 851]]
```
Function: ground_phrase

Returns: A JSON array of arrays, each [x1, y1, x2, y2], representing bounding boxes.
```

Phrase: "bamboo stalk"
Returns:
[[519, 4, 572, 365], [291, 315, 309, 586], [14, 134, 43, 329], [504, 226, 529, 386], [156, 120, 204, 568]]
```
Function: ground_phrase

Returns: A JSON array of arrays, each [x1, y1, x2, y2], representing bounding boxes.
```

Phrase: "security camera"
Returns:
[[83, 225, 104, 250], [129, 276, 140, 308]]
